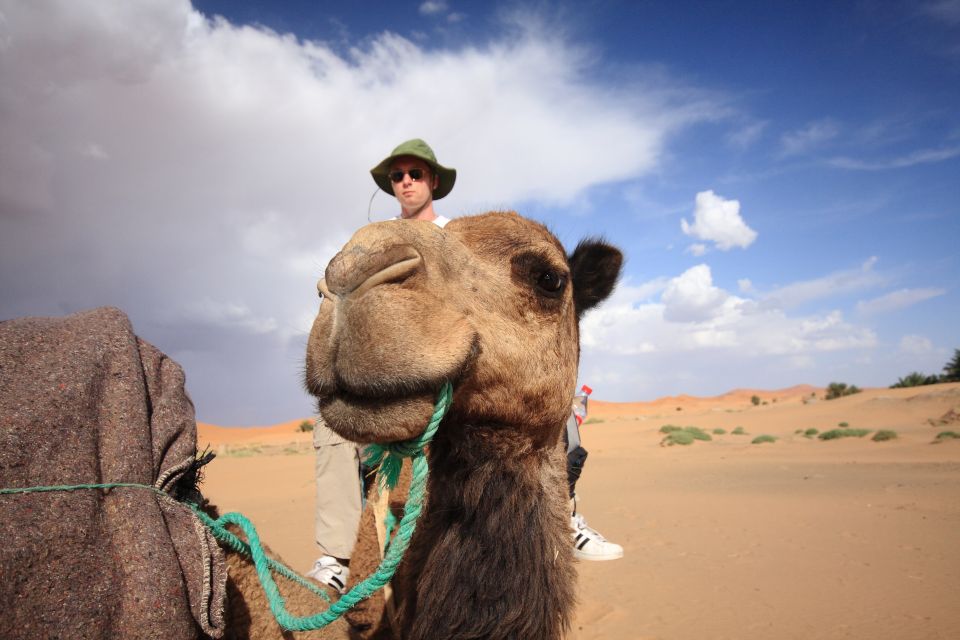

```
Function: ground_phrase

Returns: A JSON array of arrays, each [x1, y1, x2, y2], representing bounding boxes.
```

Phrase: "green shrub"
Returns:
[[662, 430, 695, 446], [794, 428, 804, 434], [584, 417, 604, 425], [751, 395, 760, 406], [660, 424, 683, 434], [872, 430, 898, 442], [713, 428, 727, 435], [298, 419, 314, 433], [838, 421, 849, 427], [804, 428, 819, 438], [935, 431, 960, 441], [891, 371, 941, 388], [818, 428, 871, 440], [751, 435, 778, 444], [683, 426, 712, 441], [732, 426, 747, 435], [825, 382, 862, 400]]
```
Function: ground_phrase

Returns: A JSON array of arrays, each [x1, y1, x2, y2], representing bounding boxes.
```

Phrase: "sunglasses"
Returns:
[[389, 168, 428, 183]]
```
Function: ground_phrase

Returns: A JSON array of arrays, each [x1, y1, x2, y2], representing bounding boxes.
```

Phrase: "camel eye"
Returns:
[[536, 270, 567, 297]]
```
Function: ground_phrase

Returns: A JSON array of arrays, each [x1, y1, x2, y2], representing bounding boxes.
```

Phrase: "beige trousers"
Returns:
[[313, 416, 365, 559]]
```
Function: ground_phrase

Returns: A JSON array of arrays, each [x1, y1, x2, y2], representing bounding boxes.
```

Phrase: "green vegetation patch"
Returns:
[[935, 431, 960, 442], [825, 382, 862, 400], [804, 428, 819, 438], [751, 435, 778, 444], [583, 417, 604, 425], [871, 430, 898, 442], [732, 426, 747, 435], [298, 419, 314, 433], [818, 428, 872, 441], [713, 428, 727, 435], [659, 425, 712, 442], [661, 430, 696, 446]]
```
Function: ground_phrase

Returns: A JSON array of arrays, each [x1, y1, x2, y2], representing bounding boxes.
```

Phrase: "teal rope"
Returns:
[[365, 381, 452, 490], [0, 381, 453, 633]]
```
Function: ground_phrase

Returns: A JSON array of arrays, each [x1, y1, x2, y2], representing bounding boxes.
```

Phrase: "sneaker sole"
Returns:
[[573, 549, 624, 561]]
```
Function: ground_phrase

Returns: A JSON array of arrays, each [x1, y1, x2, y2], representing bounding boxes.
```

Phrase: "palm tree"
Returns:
[[943, 348, 960, 383]]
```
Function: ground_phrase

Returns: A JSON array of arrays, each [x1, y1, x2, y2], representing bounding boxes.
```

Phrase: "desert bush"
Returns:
[[298, 419, 314, 433], [660, 424, 683, 434], [794, 428, 804, 434], [872, 430, 898, 442], [662, 430, 696, 446], [751, 395, 760, 406], [804, 428, 819, 438], [818, 428, 871, 440], [751, 435, 778, 444], [713, 427, 726, 435], [891, 371, 941, 388], [684, 426, 712, 441], [825, 382, 862, 400], [838, 421, 849, 427], [935, 431, 960, 441], [584, 417, 604, 425], [732, 426, 747, 435]]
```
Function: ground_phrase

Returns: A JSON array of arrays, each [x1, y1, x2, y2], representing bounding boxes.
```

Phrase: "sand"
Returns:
[[198, 383, 960, 640]]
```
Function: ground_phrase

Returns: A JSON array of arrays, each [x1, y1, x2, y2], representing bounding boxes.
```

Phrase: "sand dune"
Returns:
[[198, 383, 960, 639]]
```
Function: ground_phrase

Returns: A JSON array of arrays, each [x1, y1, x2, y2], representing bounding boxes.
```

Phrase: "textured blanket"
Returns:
[[0, 307, 226, 639]]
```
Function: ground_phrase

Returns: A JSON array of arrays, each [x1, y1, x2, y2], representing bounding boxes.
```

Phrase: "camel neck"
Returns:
[[395, 427, 576, 639]]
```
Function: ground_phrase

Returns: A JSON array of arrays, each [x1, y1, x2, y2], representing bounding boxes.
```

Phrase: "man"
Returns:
[[307, 138, 618, 593], [306, 139, 456, 593]]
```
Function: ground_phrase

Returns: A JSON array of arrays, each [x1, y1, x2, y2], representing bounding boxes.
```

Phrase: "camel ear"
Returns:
[[568, 238, 623, 319]]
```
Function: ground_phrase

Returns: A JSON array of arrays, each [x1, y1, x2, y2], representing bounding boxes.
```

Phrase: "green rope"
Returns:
[[0, 381, 453, 633], [364, 381, 451, 490]]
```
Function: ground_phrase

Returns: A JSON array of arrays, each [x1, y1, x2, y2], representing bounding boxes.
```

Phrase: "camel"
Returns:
[[300, 211, 623, 639]]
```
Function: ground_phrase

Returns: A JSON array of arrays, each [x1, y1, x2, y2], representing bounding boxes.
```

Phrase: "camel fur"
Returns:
[[305, 211, 622, 640]]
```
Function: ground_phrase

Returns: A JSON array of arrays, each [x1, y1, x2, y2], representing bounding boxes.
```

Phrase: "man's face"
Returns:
[[389, 156, 437, 215]]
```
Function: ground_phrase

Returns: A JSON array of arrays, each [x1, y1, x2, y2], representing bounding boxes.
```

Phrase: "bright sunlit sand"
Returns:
[[198, 382, 960, 640]]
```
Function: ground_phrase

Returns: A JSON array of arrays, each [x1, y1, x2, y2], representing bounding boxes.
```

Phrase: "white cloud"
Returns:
[[761, 257, 885, 310], [726, 120, 767, 149], [857, 288, 946, 314], [0, 0, 715, 423], [419, 1, 448, 16], [661, 264, 728, 323], [828, 146, 960, 170], [780, 119, 839, 156], [899, 334, 934, 355], [919, 0, 960, 25], [686, 243, 707, 256], [681, 190, 758, 251]]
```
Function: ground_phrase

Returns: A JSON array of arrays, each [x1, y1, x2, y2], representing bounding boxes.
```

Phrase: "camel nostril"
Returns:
[[326, 243, 422, 296]]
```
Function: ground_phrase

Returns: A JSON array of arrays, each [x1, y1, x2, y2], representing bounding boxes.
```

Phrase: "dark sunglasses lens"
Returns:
[[408, 168, 423, 180], [389, 171, 405, 183]]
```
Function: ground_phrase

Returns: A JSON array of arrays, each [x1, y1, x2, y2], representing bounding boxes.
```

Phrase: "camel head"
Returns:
[[305, 211, 622, 448]]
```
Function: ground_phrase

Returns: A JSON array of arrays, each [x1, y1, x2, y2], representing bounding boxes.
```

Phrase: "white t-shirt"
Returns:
[[392, 215, 450, 228]]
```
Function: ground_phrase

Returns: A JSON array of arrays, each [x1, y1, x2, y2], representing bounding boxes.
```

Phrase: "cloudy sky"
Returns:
[[1, 0, 957, 425]]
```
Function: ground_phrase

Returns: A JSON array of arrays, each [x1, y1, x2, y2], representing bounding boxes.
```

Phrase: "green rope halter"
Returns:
[[0, 381, 453, 633]]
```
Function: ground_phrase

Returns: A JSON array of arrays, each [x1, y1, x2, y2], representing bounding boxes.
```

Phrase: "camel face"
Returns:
[[306, 211, 622, 445]]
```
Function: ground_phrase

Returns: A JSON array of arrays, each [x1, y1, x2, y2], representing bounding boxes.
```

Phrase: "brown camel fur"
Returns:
[[304, 211, 622, 640]]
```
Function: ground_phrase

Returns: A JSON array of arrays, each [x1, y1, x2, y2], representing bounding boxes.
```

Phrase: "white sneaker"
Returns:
[[306, 555, 350, 594], [571, 512, 624, 561]]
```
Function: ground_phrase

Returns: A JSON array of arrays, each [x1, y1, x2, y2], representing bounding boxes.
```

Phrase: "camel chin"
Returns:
[[317, 390, 442, 443]]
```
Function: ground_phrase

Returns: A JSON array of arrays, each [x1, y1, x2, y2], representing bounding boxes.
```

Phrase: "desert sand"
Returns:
[[198, 383, 960, 640]]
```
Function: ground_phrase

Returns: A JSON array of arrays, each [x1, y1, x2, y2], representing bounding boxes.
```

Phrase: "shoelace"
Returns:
[[572, 513, 607, 541]]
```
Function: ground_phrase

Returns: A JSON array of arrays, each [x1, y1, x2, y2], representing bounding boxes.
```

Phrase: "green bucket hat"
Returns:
[[370, 138, 457, 200]]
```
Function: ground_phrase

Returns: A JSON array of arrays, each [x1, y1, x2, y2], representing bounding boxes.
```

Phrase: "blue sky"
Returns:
[[1, 0, 957, 424]]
